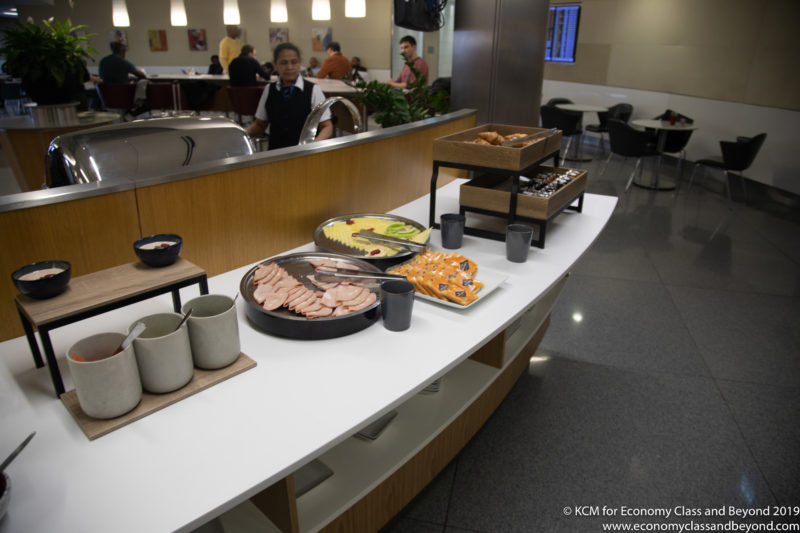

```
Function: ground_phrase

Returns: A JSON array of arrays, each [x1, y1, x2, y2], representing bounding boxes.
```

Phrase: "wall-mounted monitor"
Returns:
[[545, 4, 581, 63]]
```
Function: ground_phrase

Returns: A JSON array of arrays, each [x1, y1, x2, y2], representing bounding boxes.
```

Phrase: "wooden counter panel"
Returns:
[[0, 190, 141, 340], [319, 316, 550, 532], [136, 115, 475, 277], [0, 122, 117, 192], [0, 113, 474, 341]]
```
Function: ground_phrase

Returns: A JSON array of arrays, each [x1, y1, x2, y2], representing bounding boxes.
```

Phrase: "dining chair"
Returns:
[[540, 104, 582, 165], [96, 82, 136, 114], [145, 82, 179, 116], [1, 80, 25, 116], [227, 86, 265, 125], [688, 133, 767, 207], [546, 97, 573, 106], [228, 86, 267, 149], [651, 109, 695, 179], [602, 119, 660, 191], [585, 103, 633, 155]]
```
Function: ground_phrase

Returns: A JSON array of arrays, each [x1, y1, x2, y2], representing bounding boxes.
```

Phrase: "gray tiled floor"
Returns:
[[382, 138, 800, 532]]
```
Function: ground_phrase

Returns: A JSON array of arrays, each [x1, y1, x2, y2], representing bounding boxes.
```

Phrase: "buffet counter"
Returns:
[[0, 109, 476, 342], [0, 180, 616, 532]]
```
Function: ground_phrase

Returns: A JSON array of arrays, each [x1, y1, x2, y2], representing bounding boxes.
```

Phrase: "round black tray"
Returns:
[[240, 252, 382, 340]]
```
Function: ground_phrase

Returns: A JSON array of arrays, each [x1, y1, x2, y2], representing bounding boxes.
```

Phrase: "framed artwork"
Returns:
[[311, 27, 332, 52], [109, 29, 127, 46], [148, 30, 168, 52], [188, 29, 207, 51], [269, 28, 289, 48]]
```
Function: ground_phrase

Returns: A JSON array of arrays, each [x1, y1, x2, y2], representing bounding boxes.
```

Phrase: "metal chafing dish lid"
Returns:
[[45, 116, 255, 187]]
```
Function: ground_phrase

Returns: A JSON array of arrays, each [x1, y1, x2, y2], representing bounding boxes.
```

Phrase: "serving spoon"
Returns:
[[113, 322, 146, 355], [174, 308, 192, 331], [0, 431, 35, 474]]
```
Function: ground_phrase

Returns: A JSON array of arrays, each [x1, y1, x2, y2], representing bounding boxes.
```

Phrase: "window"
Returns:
[[545, 4, 580, 63]]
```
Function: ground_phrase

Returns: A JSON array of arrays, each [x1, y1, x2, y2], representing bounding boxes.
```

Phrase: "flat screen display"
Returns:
[[545, 4, 581, 63]]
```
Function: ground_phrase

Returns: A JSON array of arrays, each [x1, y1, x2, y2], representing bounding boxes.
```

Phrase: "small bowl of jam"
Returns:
[[12, 260, 71, 299], [134, 234, 183, 267]]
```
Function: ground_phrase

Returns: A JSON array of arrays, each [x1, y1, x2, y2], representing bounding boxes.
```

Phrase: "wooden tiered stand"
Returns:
[[15, 258, 208, 397], [429, 124, 587, 248]]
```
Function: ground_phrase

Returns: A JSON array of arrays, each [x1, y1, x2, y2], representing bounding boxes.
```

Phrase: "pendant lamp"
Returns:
[[170, 0, 188, 26], [112, 0, 130, 27], [271, 0, 288, 23], [223, 0, 241, 25], [312, 0, 330, 21], [345, 0, 366, 18]]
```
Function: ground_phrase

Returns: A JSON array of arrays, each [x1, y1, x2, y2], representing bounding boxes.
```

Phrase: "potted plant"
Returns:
[[356, 55, 449, 128], [0, 17, 97, 106]]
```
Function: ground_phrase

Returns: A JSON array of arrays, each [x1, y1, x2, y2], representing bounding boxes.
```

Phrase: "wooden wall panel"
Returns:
[[136, 116, 474, 277], [0, 191, 141, 340]]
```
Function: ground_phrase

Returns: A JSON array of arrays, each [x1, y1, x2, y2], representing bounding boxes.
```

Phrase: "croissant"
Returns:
[[477, 131, 504, 145]]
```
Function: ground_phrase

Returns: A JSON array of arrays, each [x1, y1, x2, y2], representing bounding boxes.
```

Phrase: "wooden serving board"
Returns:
[[60, 353, 256, 440]]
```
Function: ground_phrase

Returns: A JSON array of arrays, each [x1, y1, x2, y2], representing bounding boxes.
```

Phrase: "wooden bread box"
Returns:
[[460, 166, 587, 220], [432, 124, 563, 172]]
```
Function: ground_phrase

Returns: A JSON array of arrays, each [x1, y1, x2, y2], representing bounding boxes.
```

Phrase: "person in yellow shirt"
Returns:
[[218, 26, 242, 74]]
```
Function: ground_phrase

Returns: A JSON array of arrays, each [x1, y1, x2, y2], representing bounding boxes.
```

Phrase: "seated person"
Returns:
[[304, 57, 320, 77], [246, 42, 332, 150], [98, 42, 147, 83], [350, 56, 370, 82], [316, 42, 350, 80], [262, 62, 275, 78], [208, 55, 223, 75], [383, 35, 428, 89], [228, 45, 271, 86]]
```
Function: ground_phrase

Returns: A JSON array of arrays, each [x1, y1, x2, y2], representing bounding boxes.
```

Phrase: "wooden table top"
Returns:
[[631, 118, 698, 131], [556, 103, 608, 113], [15, 257, 205, 326]]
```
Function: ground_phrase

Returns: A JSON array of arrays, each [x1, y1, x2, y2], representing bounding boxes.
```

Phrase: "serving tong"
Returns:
[[355, 230, 427, 253], [500, 127, 558, 147], [314, 266, 407, 283]]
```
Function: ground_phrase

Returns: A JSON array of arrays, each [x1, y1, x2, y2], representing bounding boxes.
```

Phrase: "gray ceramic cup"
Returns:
[[506, 224, 534, 262], [381, 280, 416, 331], [182, 294, 240, 369], [440, 213, 465, 249], [66, 332, 142, 419], [131, 313, 194, 393]]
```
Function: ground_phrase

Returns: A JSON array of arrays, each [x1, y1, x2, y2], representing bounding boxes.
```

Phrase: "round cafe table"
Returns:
[[630, 119, 699, 191], [556, 103, 609, 162]]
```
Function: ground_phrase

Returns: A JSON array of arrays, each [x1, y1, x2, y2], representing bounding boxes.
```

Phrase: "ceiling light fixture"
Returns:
[[223, 0, 241, 25], [112, 0, 130, 27], [271, 0, 288, 23], [170, 0, 188, 26], [312, 0, 330, 21], [345, 0, 365, 18]]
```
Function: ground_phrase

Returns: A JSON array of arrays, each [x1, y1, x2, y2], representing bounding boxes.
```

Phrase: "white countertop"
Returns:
[[0, 180, 616, 533], [146, 74, 358, 95]]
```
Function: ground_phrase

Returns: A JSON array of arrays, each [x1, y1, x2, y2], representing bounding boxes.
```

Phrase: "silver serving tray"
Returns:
[[312, 213, 428, 261], [240, 252, 382, 339]]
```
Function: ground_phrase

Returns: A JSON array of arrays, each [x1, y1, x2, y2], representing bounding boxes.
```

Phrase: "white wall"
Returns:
[[17, 0, 393, 72], [543, 80, 800, 196]]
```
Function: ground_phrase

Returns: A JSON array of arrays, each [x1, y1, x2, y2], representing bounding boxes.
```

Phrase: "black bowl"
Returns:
[[12, 260, 71, 299], [134, 234, 183, 267]]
